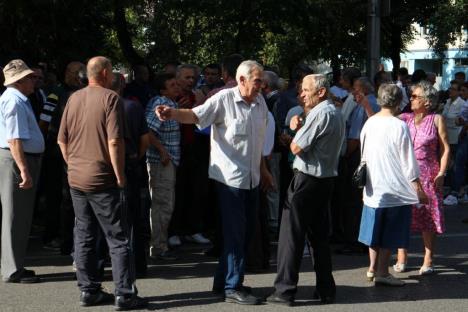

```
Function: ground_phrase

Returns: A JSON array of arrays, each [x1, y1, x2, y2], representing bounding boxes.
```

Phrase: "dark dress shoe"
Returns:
[[212, 285, 252, 295], [313, 290, 335, 304], [3, 269, 41, 284], [115, 295, 148, 311], [266, 293, 294, 306], [80, 289, 114, 306], [225, 290, 260, 305]]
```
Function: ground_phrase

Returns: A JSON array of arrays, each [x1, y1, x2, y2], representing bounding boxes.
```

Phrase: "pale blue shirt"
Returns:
[[0, 87, 45, 153], [193, 87, 268, 190]]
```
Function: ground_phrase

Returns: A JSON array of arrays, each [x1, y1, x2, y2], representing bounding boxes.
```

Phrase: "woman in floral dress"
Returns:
[[394, 81, 450, 275]]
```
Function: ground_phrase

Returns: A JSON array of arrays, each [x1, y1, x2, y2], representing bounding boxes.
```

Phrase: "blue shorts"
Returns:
[[358, 204, 412, 249]]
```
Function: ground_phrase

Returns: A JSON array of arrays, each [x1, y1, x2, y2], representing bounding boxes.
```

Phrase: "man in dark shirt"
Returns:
[[111, 73, 150, 277], [58, 56, 146, 310]]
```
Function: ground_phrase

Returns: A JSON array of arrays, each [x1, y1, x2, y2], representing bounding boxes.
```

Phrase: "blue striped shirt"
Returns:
[[145, 96, 180, 165]]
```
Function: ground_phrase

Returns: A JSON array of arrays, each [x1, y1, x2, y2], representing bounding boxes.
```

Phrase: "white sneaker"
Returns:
[[185, 233, 211, 244], [443, 194, 458, 206], [168, 235, 182, 247]]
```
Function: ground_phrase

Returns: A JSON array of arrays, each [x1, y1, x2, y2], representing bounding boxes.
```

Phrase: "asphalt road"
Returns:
[[1, 203, 468, 312]]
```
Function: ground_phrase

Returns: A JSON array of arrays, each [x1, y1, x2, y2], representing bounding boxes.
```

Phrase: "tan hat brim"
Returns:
[[4, 69, 35, 86]]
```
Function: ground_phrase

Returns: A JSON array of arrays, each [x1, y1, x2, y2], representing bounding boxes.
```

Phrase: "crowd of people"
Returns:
[[0, 54, 467, 309]]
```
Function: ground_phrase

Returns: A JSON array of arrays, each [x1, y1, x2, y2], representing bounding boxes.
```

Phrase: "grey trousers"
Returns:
[[0, 149, 41, 279]]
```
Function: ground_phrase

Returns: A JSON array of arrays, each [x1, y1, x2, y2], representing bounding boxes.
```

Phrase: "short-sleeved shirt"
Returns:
[[123, 98, 148, 159], [193, 87, 268, 190], [0, 87, 45, 153], [145, 96, 180, 166], [58, 86, 125, 192], [292, 99, 345, 178]]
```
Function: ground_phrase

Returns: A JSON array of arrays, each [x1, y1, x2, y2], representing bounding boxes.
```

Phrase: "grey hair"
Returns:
[[355, 77, 375, 94], [413, 80, 439, 111], [176, 64, 197, 78], [263, 70, 279, 90], [236, 60, 263, 82], [306, 74, 329, 91], [377, 83, 402, 108]]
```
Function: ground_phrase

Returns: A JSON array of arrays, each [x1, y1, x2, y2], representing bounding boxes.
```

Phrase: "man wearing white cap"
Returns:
[[0, 59, 44, 283]]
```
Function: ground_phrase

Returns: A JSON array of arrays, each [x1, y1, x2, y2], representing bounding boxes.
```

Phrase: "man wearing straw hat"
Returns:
[[0, 59, 44, 283]]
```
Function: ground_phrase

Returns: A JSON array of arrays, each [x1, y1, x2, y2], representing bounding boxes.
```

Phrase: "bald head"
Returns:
[[87, 56, 113, 88]]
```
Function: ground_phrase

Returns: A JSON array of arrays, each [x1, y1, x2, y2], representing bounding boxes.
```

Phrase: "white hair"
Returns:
[[236, 60, 263, 83]]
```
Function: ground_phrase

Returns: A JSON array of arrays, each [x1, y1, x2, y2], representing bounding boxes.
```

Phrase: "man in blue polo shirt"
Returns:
[[0, 59, 45, 283]]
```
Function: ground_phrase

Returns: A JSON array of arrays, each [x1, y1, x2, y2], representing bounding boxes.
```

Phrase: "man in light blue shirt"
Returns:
[[0, 59, 44, 283]]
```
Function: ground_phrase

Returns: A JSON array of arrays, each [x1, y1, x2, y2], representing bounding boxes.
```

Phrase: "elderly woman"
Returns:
[[393, 81, 450, 275], [358, 84, 427, 286]]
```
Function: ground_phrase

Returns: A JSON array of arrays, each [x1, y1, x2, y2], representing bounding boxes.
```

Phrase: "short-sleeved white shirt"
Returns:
[[192, 87, 268, 190], [361, 115, 420, 208]]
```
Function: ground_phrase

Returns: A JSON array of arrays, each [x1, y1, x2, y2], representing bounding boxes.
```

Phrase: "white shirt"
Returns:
[[361, 115, 420, 208], [442, 97, 464, 144], [339, 93, 357, 123], [262, 111, 275, 156], [193, 87, 268, 190]]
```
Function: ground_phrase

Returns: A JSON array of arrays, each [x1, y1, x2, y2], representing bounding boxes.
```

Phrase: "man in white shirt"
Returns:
[[155, 60, 273, 305]]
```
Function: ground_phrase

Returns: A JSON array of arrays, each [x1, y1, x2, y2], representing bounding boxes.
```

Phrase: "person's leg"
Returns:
[[266, 153, 281, 232], [376, 248, 392, 277], [148, 162, 176, 256], [0, 154, 40, 279], [88, 188, 135, 296], [395, 248, 408, 270], [422, 231, 436, 268], [368, 247, 379, 274], [70, 188, 100, 292], [273, 173, 307, 299], [306, 177, 336, 299]]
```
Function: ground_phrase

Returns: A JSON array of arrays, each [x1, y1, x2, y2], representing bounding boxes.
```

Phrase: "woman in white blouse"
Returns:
[[358, 84, 428, 286]]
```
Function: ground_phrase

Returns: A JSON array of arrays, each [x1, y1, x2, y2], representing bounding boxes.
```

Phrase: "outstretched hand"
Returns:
[[155, 105, 173, 121]]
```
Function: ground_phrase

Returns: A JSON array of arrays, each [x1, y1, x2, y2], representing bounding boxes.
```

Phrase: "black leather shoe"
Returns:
[[212, 285, 252, 295], [3, 269, 41, 284], [115, 295, 148, 311], [313, 290, 335, 304], [80, 289, 114, 307], [225, 290, 260, 305], [266, 293, 294, 306]]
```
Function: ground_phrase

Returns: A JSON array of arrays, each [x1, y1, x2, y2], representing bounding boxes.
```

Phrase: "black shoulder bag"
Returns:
[[352, 135, 367, 188]]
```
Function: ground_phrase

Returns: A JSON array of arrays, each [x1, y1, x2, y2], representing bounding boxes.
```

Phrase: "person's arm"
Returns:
[[138, 133, 150, 160], [345, 139, 359, 157], [108, 138, 126, 188], [434, 114, 450, 192], [354, 92, 375, 117], [58, 140, 68, 164], [260, 156, 275, 191], [147, 131, 171, 166], [8, 139, 32, 189], [411, 178, 429, 205], [156, 106, 199, 124]]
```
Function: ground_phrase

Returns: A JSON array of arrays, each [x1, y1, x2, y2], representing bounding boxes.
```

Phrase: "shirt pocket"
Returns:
[[226, 118, 247, 145]]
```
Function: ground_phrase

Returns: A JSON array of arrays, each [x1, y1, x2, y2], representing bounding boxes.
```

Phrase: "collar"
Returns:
[[266, 90, 279, 99], [6, 87, 28, 102], [233, 86, 259, 106]]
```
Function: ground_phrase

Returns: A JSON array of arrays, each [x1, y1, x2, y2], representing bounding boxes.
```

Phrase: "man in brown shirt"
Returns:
[[58, 56, 146, 310]]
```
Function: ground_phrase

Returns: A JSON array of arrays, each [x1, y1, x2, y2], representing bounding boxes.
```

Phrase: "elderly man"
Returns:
[[0, 59, 44, 283], [267, 74, 345, 306], [156, 60, 272, 305], [58, 56, 146, 310]]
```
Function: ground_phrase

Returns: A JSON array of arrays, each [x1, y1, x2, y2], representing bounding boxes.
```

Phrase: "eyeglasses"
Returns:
[[410, 94, 425, 100]]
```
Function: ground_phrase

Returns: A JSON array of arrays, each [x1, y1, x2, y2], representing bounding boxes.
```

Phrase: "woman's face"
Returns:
[[410, 87, 429, 112]]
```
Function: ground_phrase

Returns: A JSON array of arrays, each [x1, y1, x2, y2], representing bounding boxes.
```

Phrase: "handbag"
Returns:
[[352, 135, 366, 188]]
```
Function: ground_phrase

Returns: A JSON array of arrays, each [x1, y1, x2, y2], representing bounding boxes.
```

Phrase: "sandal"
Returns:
[[419, 266, 434, 275], [366, 271, 375, 282], [392, 263, 406, 273]]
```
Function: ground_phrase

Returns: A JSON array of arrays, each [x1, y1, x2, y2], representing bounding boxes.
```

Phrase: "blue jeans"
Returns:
[[454, 136, 468, 192], [213, 182, 258, 292]]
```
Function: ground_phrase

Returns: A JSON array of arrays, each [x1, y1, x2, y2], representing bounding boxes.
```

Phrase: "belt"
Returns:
[[0, 148, 42, 157]]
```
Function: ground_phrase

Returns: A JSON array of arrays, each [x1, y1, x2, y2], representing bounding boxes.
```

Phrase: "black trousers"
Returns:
[[70, 187, 135, 296], [274, 171, 336, 299]]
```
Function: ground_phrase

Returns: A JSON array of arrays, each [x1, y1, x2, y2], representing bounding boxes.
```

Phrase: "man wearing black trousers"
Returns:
[[267, 74, 345, 306]]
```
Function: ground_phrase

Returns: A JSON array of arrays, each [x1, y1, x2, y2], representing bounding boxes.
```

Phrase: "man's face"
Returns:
[[161, 78, 180, 100], [204, 67, 220, 85], [177, 68, 196, 93], [32, 68, 44, 89], [455, 73, 466, 84], [352, 80, 365, 97], [17, 75, 36, 96], [239, 68, 263, 102], [300, 77, 320, 109], [461, 86, 468, 101], [65, 62, 86, 88]]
